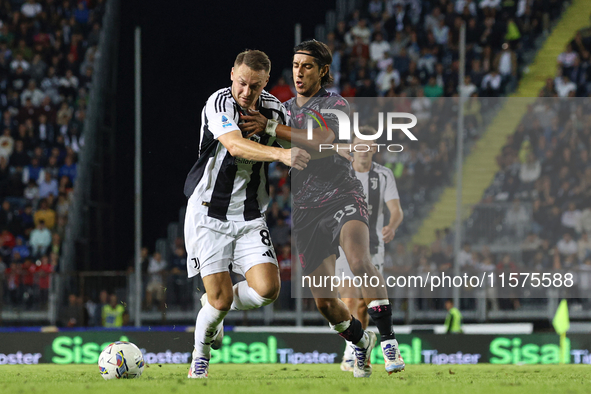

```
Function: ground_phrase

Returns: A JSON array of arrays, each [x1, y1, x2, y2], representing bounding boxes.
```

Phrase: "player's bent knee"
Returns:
[[207, 295, 233, 311], [247, 265, 281, 302], [263, 284, 280, 302], [253, 282, 280, 303]]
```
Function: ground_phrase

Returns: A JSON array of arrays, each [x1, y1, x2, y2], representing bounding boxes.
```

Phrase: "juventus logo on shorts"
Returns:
[[192, 257, 200, 270]]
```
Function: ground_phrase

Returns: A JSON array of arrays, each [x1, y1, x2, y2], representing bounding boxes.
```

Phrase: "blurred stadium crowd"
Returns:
[[0, 0, 106, 311], [327, 0, 570, 97]]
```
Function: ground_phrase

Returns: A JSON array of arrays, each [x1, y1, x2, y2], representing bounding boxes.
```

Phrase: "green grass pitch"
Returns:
[[0, 364, 590, 394]]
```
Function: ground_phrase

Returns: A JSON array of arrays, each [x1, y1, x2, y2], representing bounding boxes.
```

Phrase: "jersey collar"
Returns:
[[294, 87, 327, 109], [313, 87, 327, 97]]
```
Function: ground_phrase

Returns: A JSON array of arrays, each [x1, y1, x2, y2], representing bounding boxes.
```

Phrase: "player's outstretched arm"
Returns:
[[239, 111, 334, 151], [218, 130, 310, 170], [239, 113, 352, 162]]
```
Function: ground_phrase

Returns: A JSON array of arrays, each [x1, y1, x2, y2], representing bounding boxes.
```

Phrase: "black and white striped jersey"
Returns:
[[184, 87, 286, 221], [353, 162, 399, 254]]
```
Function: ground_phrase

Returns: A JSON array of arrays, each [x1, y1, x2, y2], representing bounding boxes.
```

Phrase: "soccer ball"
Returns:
[[98, 341, 145, 380]]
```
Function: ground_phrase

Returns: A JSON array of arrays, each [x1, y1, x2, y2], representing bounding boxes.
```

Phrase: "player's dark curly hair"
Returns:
[[293, 40, 334, 86]]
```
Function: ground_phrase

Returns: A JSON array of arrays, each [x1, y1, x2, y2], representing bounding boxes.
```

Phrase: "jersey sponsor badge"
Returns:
[[221, 115, 232, 128]]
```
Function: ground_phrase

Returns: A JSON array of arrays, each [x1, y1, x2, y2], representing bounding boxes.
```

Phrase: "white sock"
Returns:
[[230, 281, 273, 311], [367, 299, 390, 308], [194, 300, 227, 358], [343, 341, 355, 361], [355, 331, 370, 349]]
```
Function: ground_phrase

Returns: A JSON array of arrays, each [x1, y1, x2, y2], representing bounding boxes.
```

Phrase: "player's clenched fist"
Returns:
[[280, 147, 310, 171]]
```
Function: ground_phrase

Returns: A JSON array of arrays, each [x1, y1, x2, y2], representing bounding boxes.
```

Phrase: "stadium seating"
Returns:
[[0, 0, 105, 311]]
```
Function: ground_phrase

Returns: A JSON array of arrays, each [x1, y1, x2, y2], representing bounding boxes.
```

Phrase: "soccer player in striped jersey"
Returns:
[[240, 40, 405, 377], [184, 50, 310, 378], [336, 127, 404, 372]]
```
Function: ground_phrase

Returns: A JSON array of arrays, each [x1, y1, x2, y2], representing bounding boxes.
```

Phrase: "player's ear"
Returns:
[[230, 67, 235, 81]]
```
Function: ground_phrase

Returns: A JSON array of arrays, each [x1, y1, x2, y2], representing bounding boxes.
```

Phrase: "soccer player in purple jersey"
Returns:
[[240, 40, 405, 377]]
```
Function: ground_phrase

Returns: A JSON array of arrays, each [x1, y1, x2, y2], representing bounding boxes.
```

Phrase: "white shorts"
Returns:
[[335, 245, 385, 279], [184, 207, 278, 278]]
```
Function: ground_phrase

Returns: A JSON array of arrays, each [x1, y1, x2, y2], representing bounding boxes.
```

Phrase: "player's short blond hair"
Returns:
[[234, 50, 271, 74]]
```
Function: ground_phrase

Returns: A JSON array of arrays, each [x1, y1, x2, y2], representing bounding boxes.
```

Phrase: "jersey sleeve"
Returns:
[[205, 91, 239, 139], [268, 101, 288, 126], [276, 103, 291, 148], [383, 167, 400, 201], [284, 99, 293, 126]]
